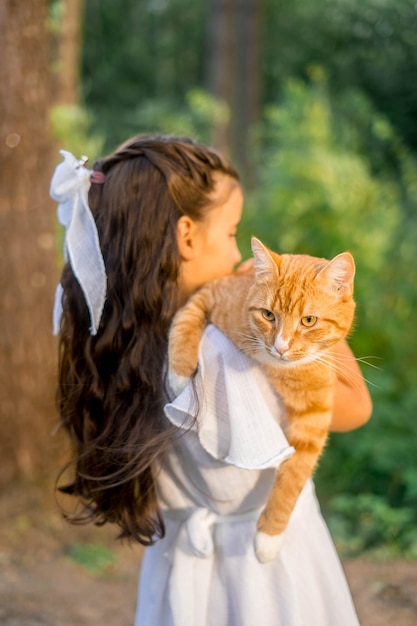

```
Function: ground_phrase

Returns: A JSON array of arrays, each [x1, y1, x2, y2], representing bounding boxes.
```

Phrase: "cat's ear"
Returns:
[[251, 237, 280, 280], [316, 252, 355, 298]]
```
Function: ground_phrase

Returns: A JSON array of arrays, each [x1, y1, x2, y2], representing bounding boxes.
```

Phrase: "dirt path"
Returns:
[[1, 482, 416, 625]]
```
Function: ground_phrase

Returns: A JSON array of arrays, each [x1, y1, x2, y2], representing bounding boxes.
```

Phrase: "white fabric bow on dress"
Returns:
[[50, 150, 107, 335], [163, 506, 262, 626]]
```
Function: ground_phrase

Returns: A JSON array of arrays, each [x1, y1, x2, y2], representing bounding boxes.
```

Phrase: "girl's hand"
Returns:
[[235, 258, 255, 274]]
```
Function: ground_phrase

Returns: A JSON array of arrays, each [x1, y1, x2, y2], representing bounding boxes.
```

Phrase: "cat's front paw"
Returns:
[[168, 369, 191, 397], [254, 531, 285, 563]]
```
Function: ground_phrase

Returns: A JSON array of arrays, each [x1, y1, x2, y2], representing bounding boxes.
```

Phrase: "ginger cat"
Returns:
[[168, 237, 356, 562]]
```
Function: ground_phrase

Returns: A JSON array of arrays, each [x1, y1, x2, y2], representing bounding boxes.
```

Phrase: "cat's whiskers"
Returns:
[[234, 331, 290, 366], [324, 350, 382, 387], [325, 350, 383, 371], [314, 352, 379, 390], [234, 331, 266, 356]]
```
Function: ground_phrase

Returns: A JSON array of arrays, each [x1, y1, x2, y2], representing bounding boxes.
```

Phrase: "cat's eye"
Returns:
[[301, 315, 317, 327], [262, 309, 275, 322]]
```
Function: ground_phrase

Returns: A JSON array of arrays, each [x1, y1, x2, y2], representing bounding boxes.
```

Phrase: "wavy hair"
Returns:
[[56, 135, 239, 544]]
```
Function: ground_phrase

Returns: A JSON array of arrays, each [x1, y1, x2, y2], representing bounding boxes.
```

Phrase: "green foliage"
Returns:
[[68, 542, 115, 575], [263, 0, 417, 152], [51, 88, 228, 156], [82, 0, 207, 151], [326, 494, 417, 559], [50, 104, 104, 163], [243, 75, 399, 272], [317, 390, 417, 558], [101, 88, 229, 150]]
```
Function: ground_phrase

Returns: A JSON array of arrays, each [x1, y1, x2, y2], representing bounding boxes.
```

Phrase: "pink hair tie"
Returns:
[[90, 170, 106, 184]]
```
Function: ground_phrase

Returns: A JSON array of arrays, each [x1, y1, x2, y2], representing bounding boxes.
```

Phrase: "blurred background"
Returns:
[[1, 0, 417, 566]]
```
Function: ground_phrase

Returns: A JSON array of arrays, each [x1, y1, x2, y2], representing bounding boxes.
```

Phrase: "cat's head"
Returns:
[[247, 237, 356, 367]]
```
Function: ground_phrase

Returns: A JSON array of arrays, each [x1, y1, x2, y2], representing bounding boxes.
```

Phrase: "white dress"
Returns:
[[135, 326, 359, 626]]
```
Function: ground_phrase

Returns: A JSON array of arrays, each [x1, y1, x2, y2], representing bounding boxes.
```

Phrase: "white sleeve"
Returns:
[[164, 325, 295, 470]]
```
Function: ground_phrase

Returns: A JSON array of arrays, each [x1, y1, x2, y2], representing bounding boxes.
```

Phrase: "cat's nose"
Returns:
[[274, 337, 289, 356]]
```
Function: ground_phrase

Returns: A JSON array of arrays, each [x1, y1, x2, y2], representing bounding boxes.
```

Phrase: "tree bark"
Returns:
[[0, 1, 60, 484], [205, 0, 235, 155], [53, 0, 85, 105], [234, 0, 261, 177], [205, 0, 262, 177]]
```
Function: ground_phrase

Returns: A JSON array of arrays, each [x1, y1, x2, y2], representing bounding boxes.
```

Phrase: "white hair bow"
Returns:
[[50, 150, 107, 335]]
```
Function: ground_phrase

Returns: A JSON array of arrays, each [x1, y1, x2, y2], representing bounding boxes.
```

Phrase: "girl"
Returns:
[[51, 135, 372, 626]]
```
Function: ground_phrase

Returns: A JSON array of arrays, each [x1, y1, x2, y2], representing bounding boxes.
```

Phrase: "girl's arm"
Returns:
[[331, 340, 373, 432]]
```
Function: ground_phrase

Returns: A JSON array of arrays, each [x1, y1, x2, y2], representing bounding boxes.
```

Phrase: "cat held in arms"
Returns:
[[168, 237, 356, 563]]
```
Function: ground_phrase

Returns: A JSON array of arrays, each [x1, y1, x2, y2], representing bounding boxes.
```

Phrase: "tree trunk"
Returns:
[[53, 0, 85, 105], [205, 0, 262, 177], [0, 1, 61, 484], [205, 0, 235, 156], [234, 0, 261, 178]]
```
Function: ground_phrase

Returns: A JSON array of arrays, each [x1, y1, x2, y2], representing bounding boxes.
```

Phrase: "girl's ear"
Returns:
[[176, 215, 200, 261]]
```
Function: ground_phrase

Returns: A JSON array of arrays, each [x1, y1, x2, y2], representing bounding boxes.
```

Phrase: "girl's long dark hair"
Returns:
[[56, 135, 239, 544]]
